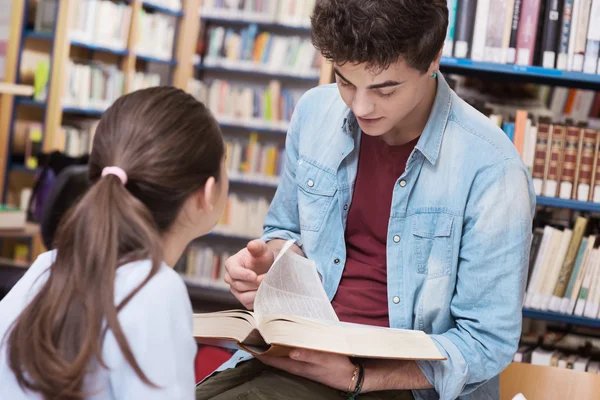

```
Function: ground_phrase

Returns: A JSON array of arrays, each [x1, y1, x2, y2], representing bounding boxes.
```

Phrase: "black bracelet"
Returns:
[[347, 358, 365, 400]]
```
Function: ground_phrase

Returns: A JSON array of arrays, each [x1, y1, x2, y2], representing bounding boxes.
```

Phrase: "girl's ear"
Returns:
[[196, 177, 216, 213]]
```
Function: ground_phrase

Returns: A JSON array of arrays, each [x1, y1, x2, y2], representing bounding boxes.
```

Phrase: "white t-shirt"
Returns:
[[0, 251, 197, 399]]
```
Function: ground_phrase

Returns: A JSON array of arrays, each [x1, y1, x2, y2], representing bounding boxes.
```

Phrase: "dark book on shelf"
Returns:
[[540, 0, 564, 69], [454, 0, 478, 58]]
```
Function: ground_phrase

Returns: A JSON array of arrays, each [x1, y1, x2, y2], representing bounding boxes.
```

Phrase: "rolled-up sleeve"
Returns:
[[414, 158, 535, 400], [261, 97, 304, 246]]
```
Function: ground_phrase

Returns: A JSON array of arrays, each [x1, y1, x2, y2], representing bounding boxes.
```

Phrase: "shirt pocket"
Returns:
[[412, 212, 454, 278], [295, 159, 337, 232]]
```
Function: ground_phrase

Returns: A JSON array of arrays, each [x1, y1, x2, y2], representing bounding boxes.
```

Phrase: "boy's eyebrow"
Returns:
[[333, 68, 404, 89]]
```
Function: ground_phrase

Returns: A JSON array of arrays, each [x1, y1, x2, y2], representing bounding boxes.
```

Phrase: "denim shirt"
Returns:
[[215, 73, 536, 400]]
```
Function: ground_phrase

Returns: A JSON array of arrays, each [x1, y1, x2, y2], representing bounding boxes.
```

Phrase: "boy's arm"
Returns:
[[412, 158, 535, 400]]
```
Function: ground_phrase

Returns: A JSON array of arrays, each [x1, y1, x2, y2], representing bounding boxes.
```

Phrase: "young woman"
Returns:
[[0, 86, 228, 399]]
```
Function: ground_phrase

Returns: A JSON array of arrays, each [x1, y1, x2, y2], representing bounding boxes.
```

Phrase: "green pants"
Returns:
[[195, 359, 415, 400]]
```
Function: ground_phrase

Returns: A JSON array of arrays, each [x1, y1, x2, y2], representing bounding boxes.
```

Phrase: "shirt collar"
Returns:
[[341, 71, 453, 166]]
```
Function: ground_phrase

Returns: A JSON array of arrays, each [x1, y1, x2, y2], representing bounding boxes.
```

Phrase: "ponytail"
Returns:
[[7, 173, 163, 399], [6, 86, 225, 399]]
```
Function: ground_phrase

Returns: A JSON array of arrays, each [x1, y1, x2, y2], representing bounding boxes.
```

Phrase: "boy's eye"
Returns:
[[377, 90, 396, 98]]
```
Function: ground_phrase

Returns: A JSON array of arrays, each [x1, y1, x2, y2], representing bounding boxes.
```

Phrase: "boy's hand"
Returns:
[[223, 240, 275, 310]]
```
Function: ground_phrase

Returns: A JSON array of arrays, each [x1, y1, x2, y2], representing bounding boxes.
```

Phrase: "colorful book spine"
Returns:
[[576, 128, 597, 201], [559, 126, 582, 199], [544, 124, 566, 197], [533, 122, 552, 195]]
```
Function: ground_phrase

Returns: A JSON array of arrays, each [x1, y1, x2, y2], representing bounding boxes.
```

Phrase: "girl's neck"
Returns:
[[162, 230, 191, 267]]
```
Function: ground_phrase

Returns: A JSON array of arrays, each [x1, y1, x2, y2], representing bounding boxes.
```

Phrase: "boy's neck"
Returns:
[[380, 77, 438, 147]]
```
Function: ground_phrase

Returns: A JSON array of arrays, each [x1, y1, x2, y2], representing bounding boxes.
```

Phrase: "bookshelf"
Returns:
[[200, 14, 311, 34], [523, 308, 600, 330], [440, 57, 600, 91], [0, 0, 331, 309]]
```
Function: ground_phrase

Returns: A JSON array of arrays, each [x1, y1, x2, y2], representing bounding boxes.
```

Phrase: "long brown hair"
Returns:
[[6, 87, 224, 399]]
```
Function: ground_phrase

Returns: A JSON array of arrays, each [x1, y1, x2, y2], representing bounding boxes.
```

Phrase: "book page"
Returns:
[[254, 240, 339, 323]]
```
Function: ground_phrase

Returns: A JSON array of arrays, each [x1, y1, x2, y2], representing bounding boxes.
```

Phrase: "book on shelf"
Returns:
[[216, 192, 271, 238], [225, 134, 284, 184], [31, 0, 58, 34], [136, 9, 176, 61], [193, 240, 445, 360], [54, 120, 99, 157], [0, 205, 27, 230], [69, 0, 132, 51], [514, 328, 600, 375], [12, 121, 43, 170], [62, 61, 125, 112], [524, 215, 600, 318], [19, 49, 50, 101], [453, 0, 478, 59], [482, 104, 600, 202], [130, 72, 161, 92], [144, 0, 182, 12], [178, 245, 230, 291], [201, 0, 316, 28], [197, 79, 302, 127], [445, 0, 600, 72], [0, 0, 12, 80], [200, 24, 321, 77]]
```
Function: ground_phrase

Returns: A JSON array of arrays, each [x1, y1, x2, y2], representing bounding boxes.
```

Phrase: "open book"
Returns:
[[193, 240, 445, 360]]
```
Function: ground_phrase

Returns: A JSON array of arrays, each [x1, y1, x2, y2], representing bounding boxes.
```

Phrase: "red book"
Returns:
[[516, 0, 543, 66], [590, 92, 600, 119]]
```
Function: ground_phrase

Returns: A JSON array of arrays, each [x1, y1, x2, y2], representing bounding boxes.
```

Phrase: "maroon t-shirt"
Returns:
[[331, 133, 419, 327]]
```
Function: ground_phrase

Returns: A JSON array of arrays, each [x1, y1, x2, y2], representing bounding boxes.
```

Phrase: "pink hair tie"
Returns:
[[101, 166, 128, 185]]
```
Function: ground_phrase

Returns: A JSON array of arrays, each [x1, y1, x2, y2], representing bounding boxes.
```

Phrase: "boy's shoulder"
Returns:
[[447, 91, 524, 165], [294, 84, 348, 121]]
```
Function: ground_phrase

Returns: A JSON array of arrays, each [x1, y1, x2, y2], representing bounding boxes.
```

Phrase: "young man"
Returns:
[[196, 1, 535, 399]]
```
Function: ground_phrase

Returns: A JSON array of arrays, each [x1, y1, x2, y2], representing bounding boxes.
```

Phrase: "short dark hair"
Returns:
[[311, 0, 448, 73]]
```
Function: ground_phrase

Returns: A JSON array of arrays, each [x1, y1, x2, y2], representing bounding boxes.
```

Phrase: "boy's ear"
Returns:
[[196, 177, 216, 213]]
